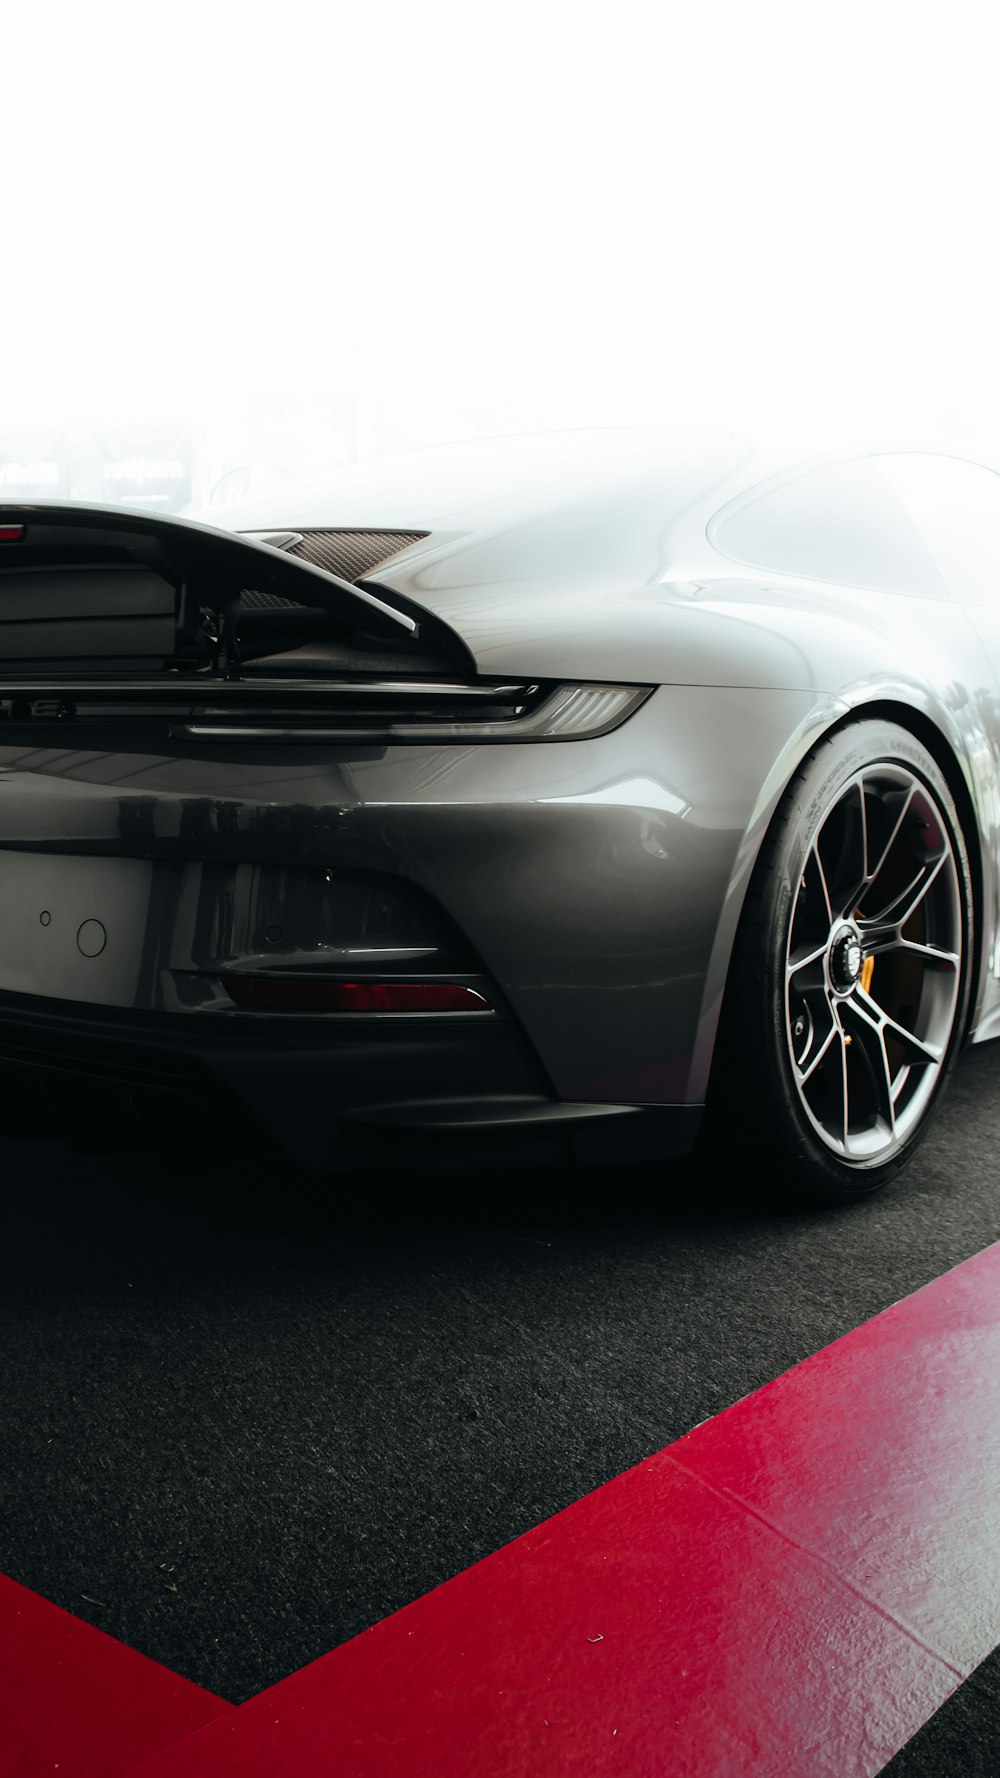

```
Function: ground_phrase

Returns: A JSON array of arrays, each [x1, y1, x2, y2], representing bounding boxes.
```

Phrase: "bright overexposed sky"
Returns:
[[3, 0, 1000, 486]]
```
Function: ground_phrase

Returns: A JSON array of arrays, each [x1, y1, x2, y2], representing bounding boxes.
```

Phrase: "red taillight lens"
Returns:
[[223, 978, 492, 1013], [0, 525, 25, 542]]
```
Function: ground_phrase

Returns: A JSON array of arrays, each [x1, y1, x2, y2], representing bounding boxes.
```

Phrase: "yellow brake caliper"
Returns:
[[854, 909, 875, 998], [857, 911, 875, 996]]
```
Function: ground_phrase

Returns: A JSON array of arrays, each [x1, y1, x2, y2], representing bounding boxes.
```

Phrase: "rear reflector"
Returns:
[[0, 525, 25, 542], [223, 979, 492, 1013]]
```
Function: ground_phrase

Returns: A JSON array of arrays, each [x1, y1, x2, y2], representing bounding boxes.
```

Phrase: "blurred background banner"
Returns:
[[0, 430, 73, 501], [92, 426, 195, 513], [0, 427, 197, 512]]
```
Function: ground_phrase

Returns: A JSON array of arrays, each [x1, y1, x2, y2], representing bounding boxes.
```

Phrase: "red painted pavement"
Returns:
[[672, 1238, 1000, 1677], [122, 1240, 1000, 1778], [0, 1573, 232, 1777]]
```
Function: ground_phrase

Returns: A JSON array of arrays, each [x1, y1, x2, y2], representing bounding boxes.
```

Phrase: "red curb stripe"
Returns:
[[123, 1239, 1000, 1778], [672, 1237, 1000, 1677], [0, 1573, 232, 1777]]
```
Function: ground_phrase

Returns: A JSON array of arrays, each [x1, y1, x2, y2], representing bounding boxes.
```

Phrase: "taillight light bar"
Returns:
[[0, 525, 25, 542], [223, 978, 492, 1013]]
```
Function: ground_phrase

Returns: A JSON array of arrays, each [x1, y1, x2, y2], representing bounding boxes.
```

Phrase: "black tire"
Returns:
[[707, 719, 974, 1205]]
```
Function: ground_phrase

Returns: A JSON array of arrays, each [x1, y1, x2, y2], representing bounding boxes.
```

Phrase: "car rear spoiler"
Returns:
[[0, 502, 479, 681], [0, 500, 421, 629]]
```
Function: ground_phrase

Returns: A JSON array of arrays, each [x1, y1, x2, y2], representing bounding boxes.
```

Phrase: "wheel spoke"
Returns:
[[798, 1019, 838, 1086], [841, 996, 897, 1134], [842, 780, 869, 908], [877, 1032, 898, 1136], [820, 780, 868, 913], [812, 843, 833, 925], [888, 937, 958, 970], [861, 783, 917, 911], [851, 984, 943, 1067], [865, 849, 948, 929], [837, 1023, 850, 1150], [787, 940, 828, 981]]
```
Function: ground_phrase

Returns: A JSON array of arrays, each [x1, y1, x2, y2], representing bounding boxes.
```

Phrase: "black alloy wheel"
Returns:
[[711, 720, 974, 1203]]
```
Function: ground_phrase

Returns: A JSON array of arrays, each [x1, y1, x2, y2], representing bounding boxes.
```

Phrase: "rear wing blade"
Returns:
[[0, 501, 419, 642]]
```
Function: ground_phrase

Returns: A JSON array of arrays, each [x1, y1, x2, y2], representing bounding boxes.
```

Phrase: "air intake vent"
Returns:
[[239, 529, 429, 612]]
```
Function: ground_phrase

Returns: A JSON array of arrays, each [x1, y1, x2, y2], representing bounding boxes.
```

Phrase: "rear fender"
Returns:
[[692, 676, 1000, 1105]]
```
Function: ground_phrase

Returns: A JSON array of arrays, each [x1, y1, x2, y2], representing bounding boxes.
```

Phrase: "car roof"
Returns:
[[196, 428, 754, 535]]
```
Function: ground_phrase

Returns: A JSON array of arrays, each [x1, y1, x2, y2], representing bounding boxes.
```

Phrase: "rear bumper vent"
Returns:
[[238, 529, 429, 612]]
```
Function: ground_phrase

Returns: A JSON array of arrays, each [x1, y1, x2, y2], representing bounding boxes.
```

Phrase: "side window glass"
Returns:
[[876, 454, 1000, 607], [713, 456, 946, 596]]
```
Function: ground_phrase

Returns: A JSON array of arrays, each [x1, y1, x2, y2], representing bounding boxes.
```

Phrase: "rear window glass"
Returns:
[[712, 456, 946, 596]]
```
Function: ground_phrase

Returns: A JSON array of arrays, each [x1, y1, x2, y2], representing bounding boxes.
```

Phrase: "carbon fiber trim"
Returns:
[[238, 587, 303, 611], [292, 528, 428, 580], [239, 529, 428, 612]]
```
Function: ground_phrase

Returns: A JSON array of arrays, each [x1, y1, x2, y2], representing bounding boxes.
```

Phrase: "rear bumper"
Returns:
[[0, 989, 702, 1169], [0, 683, 825, 1156], [0, 686, 822, 1109]]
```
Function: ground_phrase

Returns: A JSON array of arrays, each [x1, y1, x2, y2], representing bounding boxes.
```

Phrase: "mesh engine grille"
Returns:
[[239, 529, 429, 612]]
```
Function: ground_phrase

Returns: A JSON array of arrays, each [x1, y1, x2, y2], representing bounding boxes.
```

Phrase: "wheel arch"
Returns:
[[820, 697, 986, 1042], [695, 693, 992, 1107]]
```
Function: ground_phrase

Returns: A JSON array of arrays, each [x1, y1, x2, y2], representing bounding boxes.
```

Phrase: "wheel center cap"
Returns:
[[830, 927, 863, 992]]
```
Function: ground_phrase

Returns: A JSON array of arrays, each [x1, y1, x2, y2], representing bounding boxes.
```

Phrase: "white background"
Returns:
[[3, 0, 999, 495]]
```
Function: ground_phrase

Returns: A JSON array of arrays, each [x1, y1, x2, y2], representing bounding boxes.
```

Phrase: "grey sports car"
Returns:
[[2, 428, 1000, 1201]]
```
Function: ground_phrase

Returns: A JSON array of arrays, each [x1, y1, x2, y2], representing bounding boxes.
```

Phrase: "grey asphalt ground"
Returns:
[[2, 1045, 1000, 1771]]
